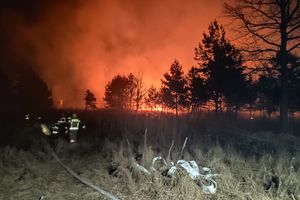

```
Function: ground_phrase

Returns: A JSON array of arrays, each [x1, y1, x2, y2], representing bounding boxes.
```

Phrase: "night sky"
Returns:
[[0, 0, 224, 108]]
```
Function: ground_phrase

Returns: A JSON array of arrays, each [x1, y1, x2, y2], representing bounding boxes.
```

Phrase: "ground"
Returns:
[[0, 112, 299, 200]]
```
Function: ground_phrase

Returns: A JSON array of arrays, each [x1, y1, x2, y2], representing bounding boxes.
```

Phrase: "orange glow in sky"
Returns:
[[5, 0, 225, 108]]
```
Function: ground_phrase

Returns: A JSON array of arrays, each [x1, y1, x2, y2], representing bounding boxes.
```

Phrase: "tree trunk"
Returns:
[[214, 99, 218, 113], [136, 99, 140, 111], [280, 72, 289, 132], [249, 104, 252, 119], [214, 95, 219, 113], [234, 103, 238, 118], [279, 1, 289, 133]]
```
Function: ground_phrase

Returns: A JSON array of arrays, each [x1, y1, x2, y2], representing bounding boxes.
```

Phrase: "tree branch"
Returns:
[[243, 4, 280, 25], [287, 22, 300, 34], [243, 57, 274, 62], [288, 42, 300, 52], [244, 65, 277, 75], [243, 22, 281, 47], [240, 48, 278, 53], [288, 35, 300, 41], [287, 0, 300, 23]]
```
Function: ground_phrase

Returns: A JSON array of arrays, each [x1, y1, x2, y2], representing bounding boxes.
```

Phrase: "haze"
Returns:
[[0, 0, 224, 108]]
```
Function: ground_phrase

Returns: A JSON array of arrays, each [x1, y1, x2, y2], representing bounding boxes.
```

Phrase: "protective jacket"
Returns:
[[51, 122, 60, 135], [69, 118, 81, 130]]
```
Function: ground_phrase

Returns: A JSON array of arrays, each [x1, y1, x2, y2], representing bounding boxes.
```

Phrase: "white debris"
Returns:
[[176, 160, 200, 180], [198, 178, 217, 194], [150, 156, 168, 172], [131, 156, 218, 194], [131, 163, 151, 176], [167, 166, 177, 177]]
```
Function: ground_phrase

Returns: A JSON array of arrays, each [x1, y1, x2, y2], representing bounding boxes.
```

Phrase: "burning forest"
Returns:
[[0, 0, 300, 199]]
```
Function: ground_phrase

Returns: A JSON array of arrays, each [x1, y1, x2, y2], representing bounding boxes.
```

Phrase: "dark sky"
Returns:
[[0, 0, 225, 108]]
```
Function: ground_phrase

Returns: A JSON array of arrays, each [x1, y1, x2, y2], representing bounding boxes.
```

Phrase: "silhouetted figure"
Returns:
[[68, 113, 81, 143]]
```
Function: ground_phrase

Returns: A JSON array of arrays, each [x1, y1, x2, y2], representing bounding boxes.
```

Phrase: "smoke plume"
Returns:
[[0, 0, 223, 108]]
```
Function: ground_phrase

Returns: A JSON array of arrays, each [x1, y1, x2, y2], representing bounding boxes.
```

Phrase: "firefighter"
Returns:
[[58, 114, 67, 124], [25, 114, 30, 120], [68, 113, 81, 143], [58, 114, 69, 134], [51, 122, 60, 135]]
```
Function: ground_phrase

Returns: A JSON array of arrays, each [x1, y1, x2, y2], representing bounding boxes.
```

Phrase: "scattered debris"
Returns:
[[132, 156, 217, 194], [132, 162, 152, 176], [131, 137, 218, 194]]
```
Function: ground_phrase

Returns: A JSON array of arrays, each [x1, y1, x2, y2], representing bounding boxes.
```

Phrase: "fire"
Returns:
[[140, 105, 163, 112], [59, 99, 64, 107]]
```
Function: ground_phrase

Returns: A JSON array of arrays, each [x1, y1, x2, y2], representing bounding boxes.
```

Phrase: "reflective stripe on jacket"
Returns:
[[69, 118, 80, 130]]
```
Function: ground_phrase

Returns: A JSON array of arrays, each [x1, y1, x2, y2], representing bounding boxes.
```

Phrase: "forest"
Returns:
[[0, 0, 300, 200]]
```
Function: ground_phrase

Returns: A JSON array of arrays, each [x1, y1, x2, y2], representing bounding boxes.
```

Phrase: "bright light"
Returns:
[[60, 99, 64, 107], [140, 105, 163, 112]]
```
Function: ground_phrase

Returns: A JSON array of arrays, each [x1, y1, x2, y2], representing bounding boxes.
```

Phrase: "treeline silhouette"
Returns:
[[0, 0, 299, 136], [0, 66, 53, 115], [0, 65, 53, 147], [223, 0, 300, 132], [103, 20, 300, 124], [102, 0, 300, 134]]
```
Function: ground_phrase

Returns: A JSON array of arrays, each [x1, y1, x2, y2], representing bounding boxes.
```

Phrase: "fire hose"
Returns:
[[50, 150, 120, 200], [40, 123, 120, 200], [40, 125, 217, 199]]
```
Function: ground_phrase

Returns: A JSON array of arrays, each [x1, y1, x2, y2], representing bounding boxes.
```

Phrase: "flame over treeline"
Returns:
[[1, 0, 224, 108]]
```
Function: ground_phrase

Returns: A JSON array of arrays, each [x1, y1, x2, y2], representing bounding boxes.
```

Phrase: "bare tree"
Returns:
[[144, 86, 161, 111], [133, 72, 148, 111], [104, 73, 148, 111], [224, 0, 300, 132]]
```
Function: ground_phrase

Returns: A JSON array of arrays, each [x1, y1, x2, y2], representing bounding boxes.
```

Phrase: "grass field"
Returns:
[[0, 111, 299, 200]]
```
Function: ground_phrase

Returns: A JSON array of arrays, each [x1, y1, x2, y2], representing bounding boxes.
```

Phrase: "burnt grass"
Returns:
[[0, 110, 299, 200]]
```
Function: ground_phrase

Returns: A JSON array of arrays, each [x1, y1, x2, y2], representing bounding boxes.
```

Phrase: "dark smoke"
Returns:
[[0, 0, 223, 108]]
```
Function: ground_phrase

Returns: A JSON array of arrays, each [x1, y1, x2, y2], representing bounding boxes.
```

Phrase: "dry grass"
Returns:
[[1, 138, 299, 200], [0, 112, 299, 200]]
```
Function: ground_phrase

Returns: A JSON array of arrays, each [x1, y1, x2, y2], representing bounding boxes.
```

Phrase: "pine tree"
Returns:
[[84, 90, 97, 110], [161, 59, 188, 115], [195, 20, 248, 113], [186, 66, 208, 112], [256, 73, 281, 118], [14, 67, 53, 113], [104, 74, 137, 109]]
